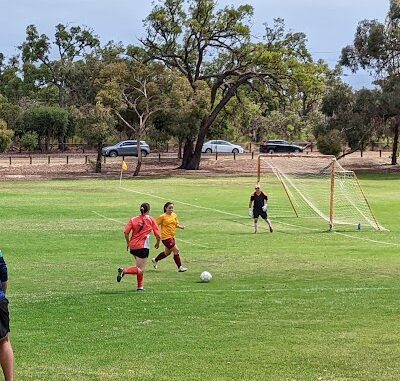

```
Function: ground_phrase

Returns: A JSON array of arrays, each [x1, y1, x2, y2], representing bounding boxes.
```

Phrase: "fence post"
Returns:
[[66, 155, 69, 164], [360, 150, 363, 158], [251, 151, 254, 159], [9, 157, 11, 165], [215, 151, 218, 160], [85, 155, 88, 164], [30, 156, 32, 164], [379, 149, 382, 158], [48, 156, 50, 164], [158, 153, 161, 162], [233, 152, 236, 160]]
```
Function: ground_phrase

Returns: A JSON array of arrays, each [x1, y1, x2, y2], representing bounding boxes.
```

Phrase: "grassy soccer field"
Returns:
[[1, 174, 400, 381]]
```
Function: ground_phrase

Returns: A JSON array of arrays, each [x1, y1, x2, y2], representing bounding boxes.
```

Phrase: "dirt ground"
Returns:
[[0, 151, 399, 180]]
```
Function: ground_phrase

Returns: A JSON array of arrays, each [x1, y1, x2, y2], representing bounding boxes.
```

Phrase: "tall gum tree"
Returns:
[[340, 0, 400, 164], [19, 24, 100, 149], [139, 0, 321, 169]]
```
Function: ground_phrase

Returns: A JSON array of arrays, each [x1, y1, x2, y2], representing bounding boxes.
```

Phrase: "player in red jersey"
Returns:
[[117, 203, 161, 291]]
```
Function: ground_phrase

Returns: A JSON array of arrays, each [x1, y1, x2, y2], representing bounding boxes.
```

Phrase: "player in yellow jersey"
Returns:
[[151, 202, 187, 272]]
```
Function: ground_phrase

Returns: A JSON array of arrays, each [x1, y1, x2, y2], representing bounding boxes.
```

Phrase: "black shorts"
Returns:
[[0, 259, 8, 283], [130, 248, 149, 259], [253, 208, 268, 219], [0, 298, 10, 340]]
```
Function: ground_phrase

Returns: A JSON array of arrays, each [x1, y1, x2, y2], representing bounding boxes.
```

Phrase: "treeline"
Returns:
[[0, 0, 399, 174]]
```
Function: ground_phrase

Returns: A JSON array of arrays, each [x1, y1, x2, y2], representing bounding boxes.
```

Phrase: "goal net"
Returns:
[[257, 154, 384, 230]]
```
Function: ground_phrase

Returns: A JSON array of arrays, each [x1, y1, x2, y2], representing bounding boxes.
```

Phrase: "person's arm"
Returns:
[[124, 220, 132, 251], [248, 195, 254, 216], [152, 218, 161, 249], [176, 215, 185, 229], [249, 194, 254, 209], [124, 232, 130, 250]]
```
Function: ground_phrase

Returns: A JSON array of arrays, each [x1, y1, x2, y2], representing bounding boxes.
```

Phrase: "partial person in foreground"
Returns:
[[151, 202, 187, 272], [249, 185, 273, 234], [0, 250, 14, 381], [117, 203, 161, 291]]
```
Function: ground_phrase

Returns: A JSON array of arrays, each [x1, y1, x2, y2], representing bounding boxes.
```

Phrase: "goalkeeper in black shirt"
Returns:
[[249, 185, 273, 234]]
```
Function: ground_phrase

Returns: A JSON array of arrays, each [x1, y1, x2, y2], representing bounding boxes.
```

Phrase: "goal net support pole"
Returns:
[[329, 158, 335, 231]]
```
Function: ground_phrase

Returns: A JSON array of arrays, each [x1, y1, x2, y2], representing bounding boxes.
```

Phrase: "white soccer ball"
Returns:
[[200, 271, 212, 283]]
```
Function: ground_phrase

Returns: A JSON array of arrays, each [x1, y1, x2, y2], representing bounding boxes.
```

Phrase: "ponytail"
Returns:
[[140, 202, 150, 215]]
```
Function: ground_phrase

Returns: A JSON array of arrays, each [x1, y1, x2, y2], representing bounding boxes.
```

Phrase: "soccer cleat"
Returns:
[[117, 267, 124, 283], [136, 287, 144, 292], [151, 258, 158, 269], [269, 226, 273, 233], [178, 266, 187, 272]]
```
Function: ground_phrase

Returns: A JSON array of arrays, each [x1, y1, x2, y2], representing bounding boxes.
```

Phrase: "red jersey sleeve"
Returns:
[[124, 219, 133, 235]]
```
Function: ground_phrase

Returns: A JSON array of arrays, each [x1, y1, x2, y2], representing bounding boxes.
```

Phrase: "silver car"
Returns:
[[202, 140, 244, 153], [101, 140, 150, 157]]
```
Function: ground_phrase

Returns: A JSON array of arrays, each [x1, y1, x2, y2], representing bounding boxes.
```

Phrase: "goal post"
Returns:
[[257, 154, 384, 231]]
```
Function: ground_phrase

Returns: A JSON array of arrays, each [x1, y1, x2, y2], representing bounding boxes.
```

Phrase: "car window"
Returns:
[[121, 142, 134, 146]]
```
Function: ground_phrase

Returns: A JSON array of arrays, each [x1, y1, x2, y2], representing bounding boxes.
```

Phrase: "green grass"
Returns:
[[1, 174, 400, 381]]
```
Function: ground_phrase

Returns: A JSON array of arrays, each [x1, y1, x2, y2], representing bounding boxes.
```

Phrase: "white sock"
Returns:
[[254, 222, 258, 232]]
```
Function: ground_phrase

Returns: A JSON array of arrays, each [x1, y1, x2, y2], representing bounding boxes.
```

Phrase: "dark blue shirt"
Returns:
[[0, 254, 8, 301]]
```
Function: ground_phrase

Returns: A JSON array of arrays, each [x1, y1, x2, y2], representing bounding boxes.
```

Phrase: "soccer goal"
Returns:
[[257, 154, 384, 231]]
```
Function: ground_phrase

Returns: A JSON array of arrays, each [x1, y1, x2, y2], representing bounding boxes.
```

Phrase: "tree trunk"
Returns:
[[179, 122, 208, 169], [391, 118, 399, 165], [133, 159, 142, 176], [133, 133, 143, 176], [95, 144, 102, 173]]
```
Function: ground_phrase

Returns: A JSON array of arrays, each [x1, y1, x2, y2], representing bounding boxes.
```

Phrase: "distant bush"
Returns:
[[20, 132, 39, 152], [0, 119, 14, 153], [317, 130, 343, 157]]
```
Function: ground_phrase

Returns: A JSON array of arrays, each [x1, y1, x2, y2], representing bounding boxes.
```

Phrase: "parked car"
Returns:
[[259, 140, 304, 154], [202, 140, 244, 154], [101, 140, 150, 157]]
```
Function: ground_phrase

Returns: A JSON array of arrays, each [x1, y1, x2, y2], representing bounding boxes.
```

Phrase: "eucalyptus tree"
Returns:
[[317, 84, 381, 157], [75, 104, 116, 172], [97, 60, 170, 175], [138, 0, 322, 169], [19, 24, 100, 148], [340, 0, 400, 164], [16, 106, 69, 152]]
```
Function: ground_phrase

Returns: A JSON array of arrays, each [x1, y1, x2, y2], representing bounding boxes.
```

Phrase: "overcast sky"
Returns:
[[0, 0, 387, 89]]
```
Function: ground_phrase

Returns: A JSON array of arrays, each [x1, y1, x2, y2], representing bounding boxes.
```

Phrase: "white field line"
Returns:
[[11, 286, 399, 300], [119, 186, 400, 247], [92, 211, 209, 249], [276, 219, 400, 247], [119, 186, 244, 218]]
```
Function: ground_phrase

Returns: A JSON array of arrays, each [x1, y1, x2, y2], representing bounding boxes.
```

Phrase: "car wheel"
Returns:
[[294, 148, 300, 153], [141, 150, 148, 157], [109, 150, 118, 157], [232, 148, 239, 154], [205, 148, 212, 153], [267, 149, 275, 154]]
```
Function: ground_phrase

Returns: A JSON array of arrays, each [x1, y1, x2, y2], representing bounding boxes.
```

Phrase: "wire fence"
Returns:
[[0, 148, 392, 168]]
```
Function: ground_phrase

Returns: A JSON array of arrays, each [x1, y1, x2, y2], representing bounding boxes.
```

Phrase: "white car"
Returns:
[[202, 140, 244, 154]]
